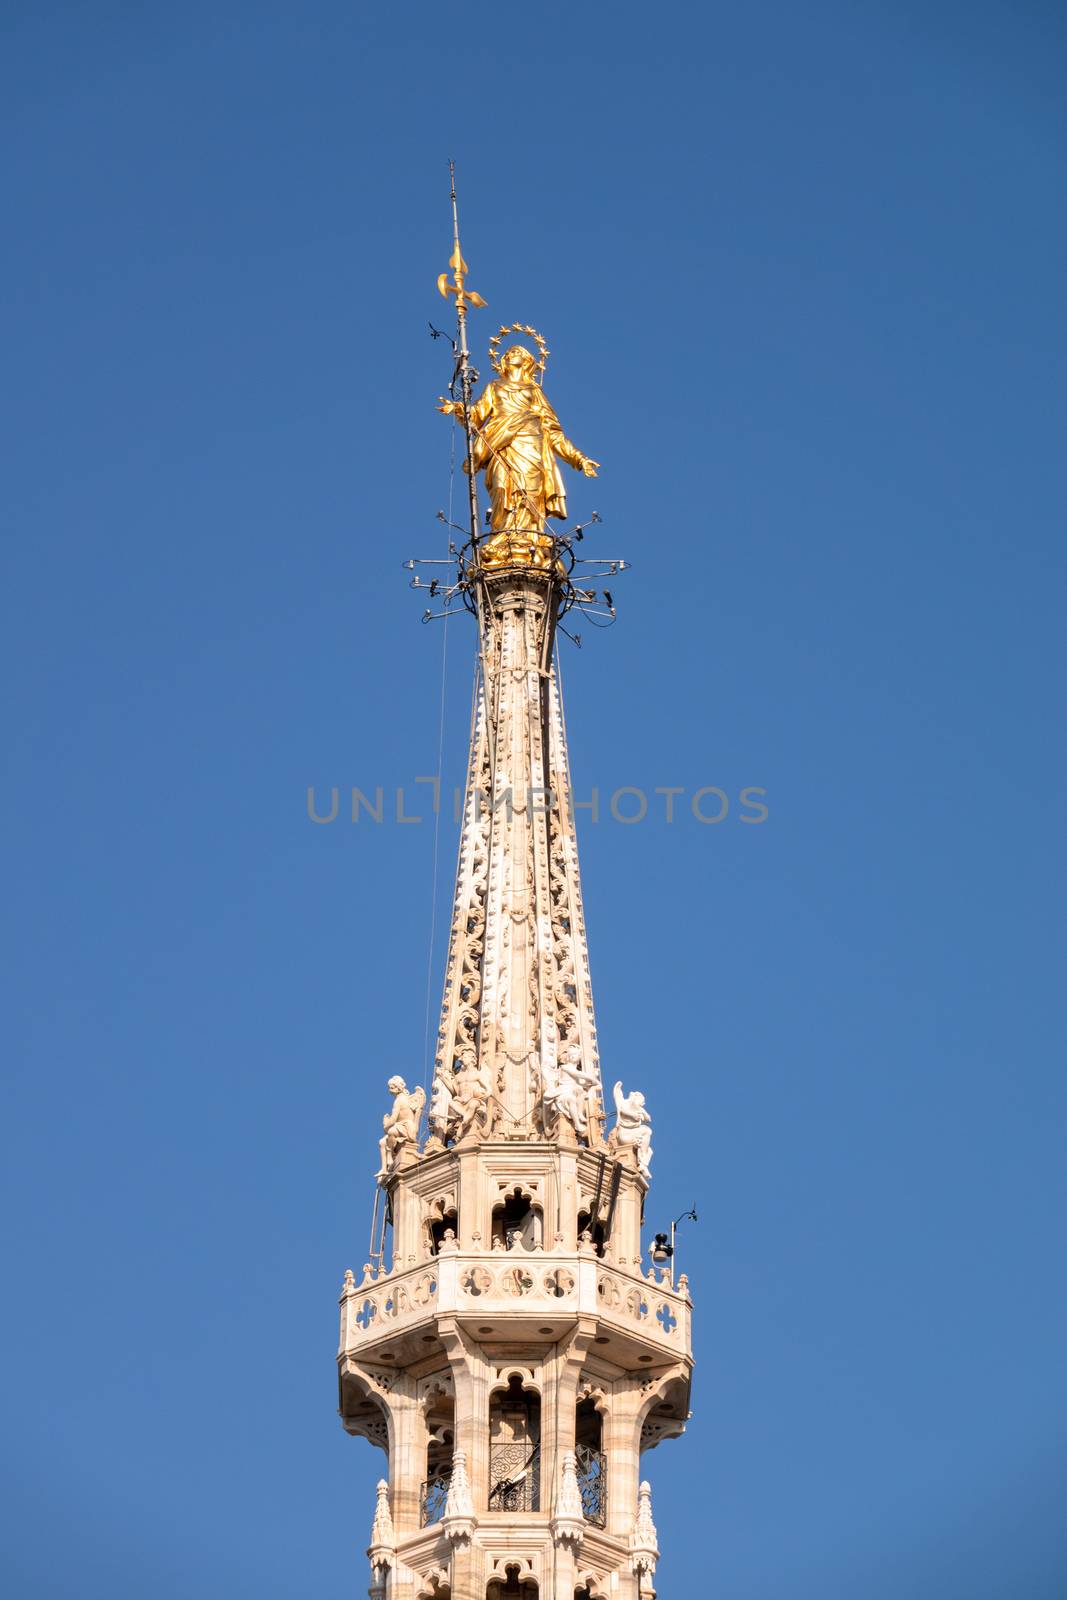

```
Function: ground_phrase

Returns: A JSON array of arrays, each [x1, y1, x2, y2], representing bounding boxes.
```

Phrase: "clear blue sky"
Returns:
[[4, 3, 1066, 1596]]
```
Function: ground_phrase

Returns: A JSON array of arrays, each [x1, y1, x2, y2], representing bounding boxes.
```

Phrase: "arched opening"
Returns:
[[576, 1209, 607, 1257], [487, 1566, 538, 1599], [421, 1389, 454, 1526], [488, 1376, 540, 1512], [575, 1398, 606, 1527], [492, 1189, 543, 1250], [428, 1208, 459, 1255]]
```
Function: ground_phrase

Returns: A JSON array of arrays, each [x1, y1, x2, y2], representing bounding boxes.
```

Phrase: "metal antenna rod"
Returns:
[[440, 160, 497, 778], [448, 159, 483, 561]]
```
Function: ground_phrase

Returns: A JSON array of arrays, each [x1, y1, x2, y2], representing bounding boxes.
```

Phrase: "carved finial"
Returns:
[[359, 1263, 375, 1287], [552, 1449, 585, 1549], [341, 1268, 356, 1296], [367, 1477, 395, 1597], [442, 1447, 476, 1546], [630, 1480, 660, 1579], [558, 1450, 583, 1521], [369, 1479, 395, 1552]]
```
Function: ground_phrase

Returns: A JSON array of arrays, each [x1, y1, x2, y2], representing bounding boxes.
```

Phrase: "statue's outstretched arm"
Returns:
[[438, 385, 494, 428], [542, 398, 598, 476]]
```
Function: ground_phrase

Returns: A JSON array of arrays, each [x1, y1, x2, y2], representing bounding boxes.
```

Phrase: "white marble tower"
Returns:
[[337, 209, 693, 1600]]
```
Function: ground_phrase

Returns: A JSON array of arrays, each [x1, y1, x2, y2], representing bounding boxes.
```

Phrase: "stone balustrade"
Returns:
[[338, 1247, 692, 1358]]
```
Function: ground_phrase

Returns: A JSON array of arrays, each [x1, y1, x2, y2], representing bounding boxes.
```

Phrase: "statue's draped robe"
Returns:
[[465, 378, 590, 555]]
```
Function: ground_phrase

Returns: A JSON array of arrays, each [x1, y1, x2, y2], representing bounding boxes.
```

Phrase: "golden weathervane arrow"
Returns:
[[437, 243, 486, 314]]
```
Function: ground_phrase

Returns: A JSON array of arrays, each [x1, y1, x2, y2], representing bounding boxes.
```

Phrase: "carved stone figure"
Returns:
[[439, 342, 598, 569], [427, 1064, 456, 1145], [541, 1045, 598, 1143], [451, 1057, 494, 1142], [377, 1075, 425, 1180], [426, 1053, 495, 1147], [610, 1081, 652, 1178]]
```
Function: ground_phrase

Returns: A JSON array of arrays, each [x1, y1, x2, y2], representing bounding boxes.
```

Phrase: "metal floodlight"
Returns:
[[651, 1232, 672, 1265], [652, 1207, 698, 1276]]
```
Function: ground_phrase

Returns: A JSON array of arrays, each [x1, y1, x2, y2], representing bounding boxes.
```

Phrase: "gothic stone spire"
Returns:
[[337, 204, 693, 1600]]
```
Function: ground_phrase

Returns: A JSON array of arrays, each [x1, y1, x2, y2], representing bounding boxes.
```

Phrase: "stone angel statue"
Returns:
[[439, 342, 599, 569], [377, 1075, 426, 1181], [541, 1045, 599, 1144], [610, 1080, 652, 1179], [427, 1054, 496, 1148]]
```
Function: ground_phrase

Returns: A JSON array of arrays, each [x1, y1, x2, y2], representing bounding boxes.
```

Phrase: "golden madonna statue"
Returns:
[[440, 344, 599, 569]]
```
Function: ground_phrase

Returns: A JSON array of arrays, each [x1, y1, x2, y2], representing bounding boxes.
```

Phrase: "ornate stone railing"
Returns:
[[453, 1258, 579, 1306], [339, 1248, 692, 1357], [338, 1261, 440, 1352], [593, 1262, 690, 1351]]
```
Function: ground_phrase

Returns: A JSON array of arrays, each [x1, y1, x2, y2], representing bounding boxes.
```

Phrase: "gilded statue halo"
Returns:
[[489, 323, 550, 379]]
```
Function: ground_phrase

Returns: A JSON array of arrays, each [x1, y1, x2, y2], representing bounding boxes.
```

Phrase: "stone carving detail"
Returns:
[[609, 1081, 653, 1178], [344, 1267, 438, 1340], [460, 1266, 492, 1297], [429, 687, 492, 1143], [543, 1267, 575, 1298], [442, 1447, 476, 1546], [545, 671, 602, 1098], [411, 1273, 436, 1306], [425, 593, 606, 1149], [553, 1449, 585, 1549], [368, 1478, 395, 1553], [377, 1076, 425, 1181], [541, 1044, 599, 1143], [418, 1372, 454, 1406], [499, 1265, 535, 1297], [431, 1052, 497, 1147], [629, 1480, 660, 1583], [596, 1274, 622, 1310], [625, 1287, 650, 1320], [367, 1477, 395, 1600], [355, 1412, 389, 1451], [640, 1416, 685, 1451]]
